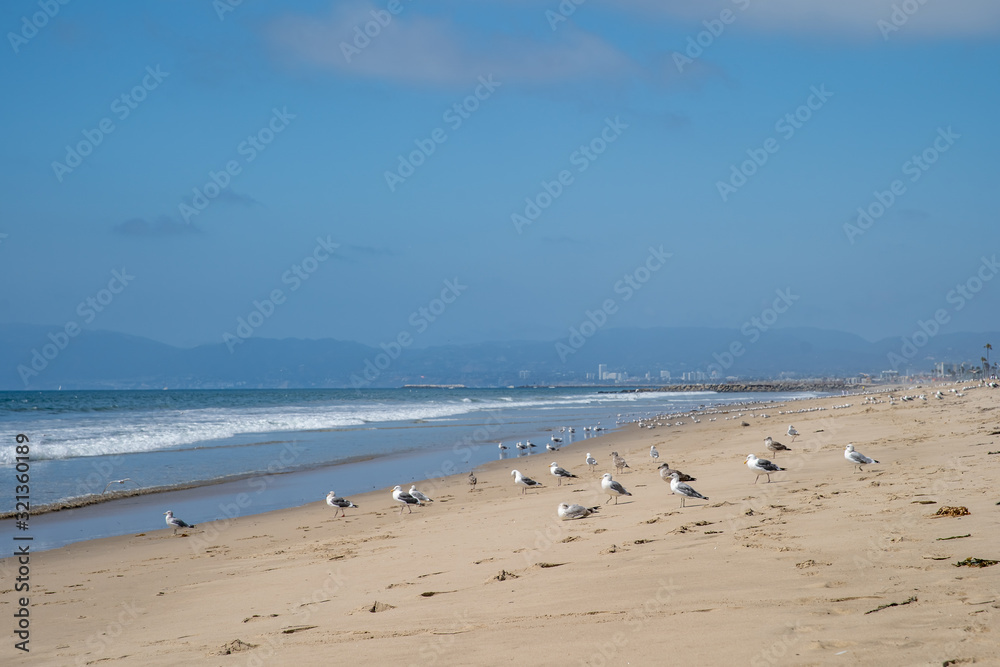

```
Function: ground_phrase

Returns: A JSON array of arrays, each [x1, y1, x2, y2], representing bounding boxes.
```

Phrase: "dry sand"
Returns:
[[5, 385, 999, 666]]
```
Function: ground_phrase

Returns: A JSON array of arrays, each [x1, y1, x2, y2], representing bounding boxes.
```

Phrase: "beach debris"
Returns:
[[218, 639, 257, 654], [954, 557, 998, 568], [536, 562, 565, 568], [746, 454, 784, 484], [420, 590, 456, 597], [511, 469, 543, 495], [243, 614, 278, 623], [740, 421, 750, 427], [933, 506, 970, 518], [493, 570, 518, 582], [557, 503, 599, 520], [911, 500, 937, 505], [368, 601, 395, 613], [163, 510, 195, 534], [281, 625, 317, 634], [670, 471, 708, 508], [865, 596, 917, 614], [936, 534, 971, 541], [326, 491, 358, 518], [845, 444, 879, 471], [468, 470, 477, 491], [601, 473, 632, 505]]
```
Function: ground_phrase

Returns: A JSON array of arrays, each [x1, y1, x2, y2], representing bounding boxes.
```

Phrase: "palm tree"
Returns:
[[985, 343, 993, 364]]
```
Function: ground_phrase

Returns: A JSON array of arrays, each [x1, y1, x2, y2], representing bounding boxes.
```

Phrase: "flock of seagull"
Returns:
[[160, 404, 889, 532]]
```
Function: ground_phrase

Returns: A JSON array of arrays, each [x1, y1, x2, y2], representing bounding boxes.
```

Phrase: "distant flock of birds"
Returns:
[[158, 380, 995, 532]]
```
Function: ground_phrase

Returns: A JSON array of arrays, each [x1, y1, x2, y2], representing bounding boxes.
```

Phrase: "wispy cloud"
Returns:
[[608, 0, 1000, 39], [264, 1, 634, 87]]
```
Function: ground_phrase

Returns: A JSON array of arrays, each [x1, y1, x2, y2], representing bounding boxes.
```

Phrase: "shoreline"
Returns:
[[10, 383, 999, 665]]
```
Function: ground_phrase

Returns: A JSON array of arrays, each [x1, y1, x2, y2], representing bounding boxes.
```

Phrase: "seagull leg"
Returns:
[[754, 475, 759, 484], [605, 495, 611, 505]]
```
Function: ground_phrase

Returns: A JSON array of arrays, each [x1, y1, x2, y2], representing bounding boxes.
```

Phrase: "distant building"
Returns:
[[518, 370, 531, 380], [659, 370, 671, 380], [598, 364, 608, 380]]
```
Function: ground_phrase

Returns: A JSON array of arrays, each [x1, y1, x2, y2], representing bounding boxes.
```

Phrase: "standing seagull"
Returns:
[[787, 425, 799, 442], [557, 503, 600, 520], [585, 452, 597, 472], [844, 444, 879, 471], [669, 472, 708, 508], [745, 454, 785, 484], [498, 442, 508, 451], [657, 462, 695, 483], [511, 469, 543, 495], [549, 462, 578, 486], [468, 470, 478, 491], [409, 485, 433, 504], [550, 436, 563, 444], [764, 436, 791, 456], [326, 491, 358, 518], [601, 473, 632, 505], [392, 485, 423, 514], [650, 445, 660, 461], [546, 442, 559, 452], [163, 510, 195, 534], [610, 451, 630, 474]]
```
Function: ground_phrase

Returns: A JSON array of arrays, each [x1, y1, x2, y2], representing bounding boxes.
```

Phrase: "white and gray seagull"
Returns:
[[511, 469, 543, 495], [549, 462, 578, 486], [650, 445, 660, 460], [392, 485, 423, 514], [745, 454, 785, 484], [409, 485, 434, 504], [103, 478, 140, 494], [557, 503, 601, 520], [787, 425, 800, 441], [326, 491, 358, 518], [844, 444, 879, 471], [669, 472, 708, 508], [601, 473, 632, 505], [585, 452, 597, 471], [163, 510, 195, 534]]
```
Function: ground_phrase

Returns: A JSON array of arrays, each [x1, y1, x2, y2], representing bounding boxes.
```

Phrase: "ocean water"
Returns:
[[0, 388, 823, 551]]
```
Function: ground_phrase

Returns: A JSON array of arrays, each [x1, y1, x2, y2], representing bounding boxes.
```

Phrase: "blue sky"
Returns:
[[2, 0, 998, 350]]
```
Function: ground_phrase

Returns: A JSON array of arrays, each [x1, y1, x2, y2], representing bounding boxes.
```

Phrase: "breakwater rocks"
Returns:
[[607, 381, 849, 394]]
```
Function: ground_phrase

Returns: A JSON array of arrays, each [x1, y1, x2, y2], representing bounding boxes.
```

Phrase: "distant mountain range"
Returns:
[[1, 323, 995, 390]]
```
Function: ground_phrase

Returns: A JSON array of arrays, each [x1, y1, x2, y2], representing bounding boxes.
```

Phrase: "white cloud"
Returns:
[[265, 1, 634, 87]]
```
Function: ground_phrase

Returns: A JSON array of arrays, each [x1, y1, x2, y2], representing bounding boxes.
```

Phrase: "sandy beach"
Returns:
[[7, 385, 999, 666]]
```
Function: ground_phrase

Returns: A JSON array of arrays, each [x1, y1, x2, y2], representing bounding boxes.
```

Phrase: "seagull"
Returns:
[[787, 425, 799, 441], [669, 472, 708, 508], [745, 454, 784, 484], [392, 485, 423, 514], [102, 478, 139, 494], [326, 491, 358, 518], [511, 469, 543, 495], [764, 436, 791, 456], [557, 503, 600, 520], [526, 441, 537, 449], [610, 451, 630, 474], [163, 510, 195, 534], [845, 444, 879, 471], [657, 462, 695, 483], [546, 442, 559, 452], [601, 473, 632, 505], [515, 441, 527, 451], [409, 485, 433, 504], [550, 436, 562, 444], [650, 445, 659, 460], [468, 471, 477, 491], [549, 462, 578, 486], [498, 442, 508, 451], [585, 452, 597, 471]]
